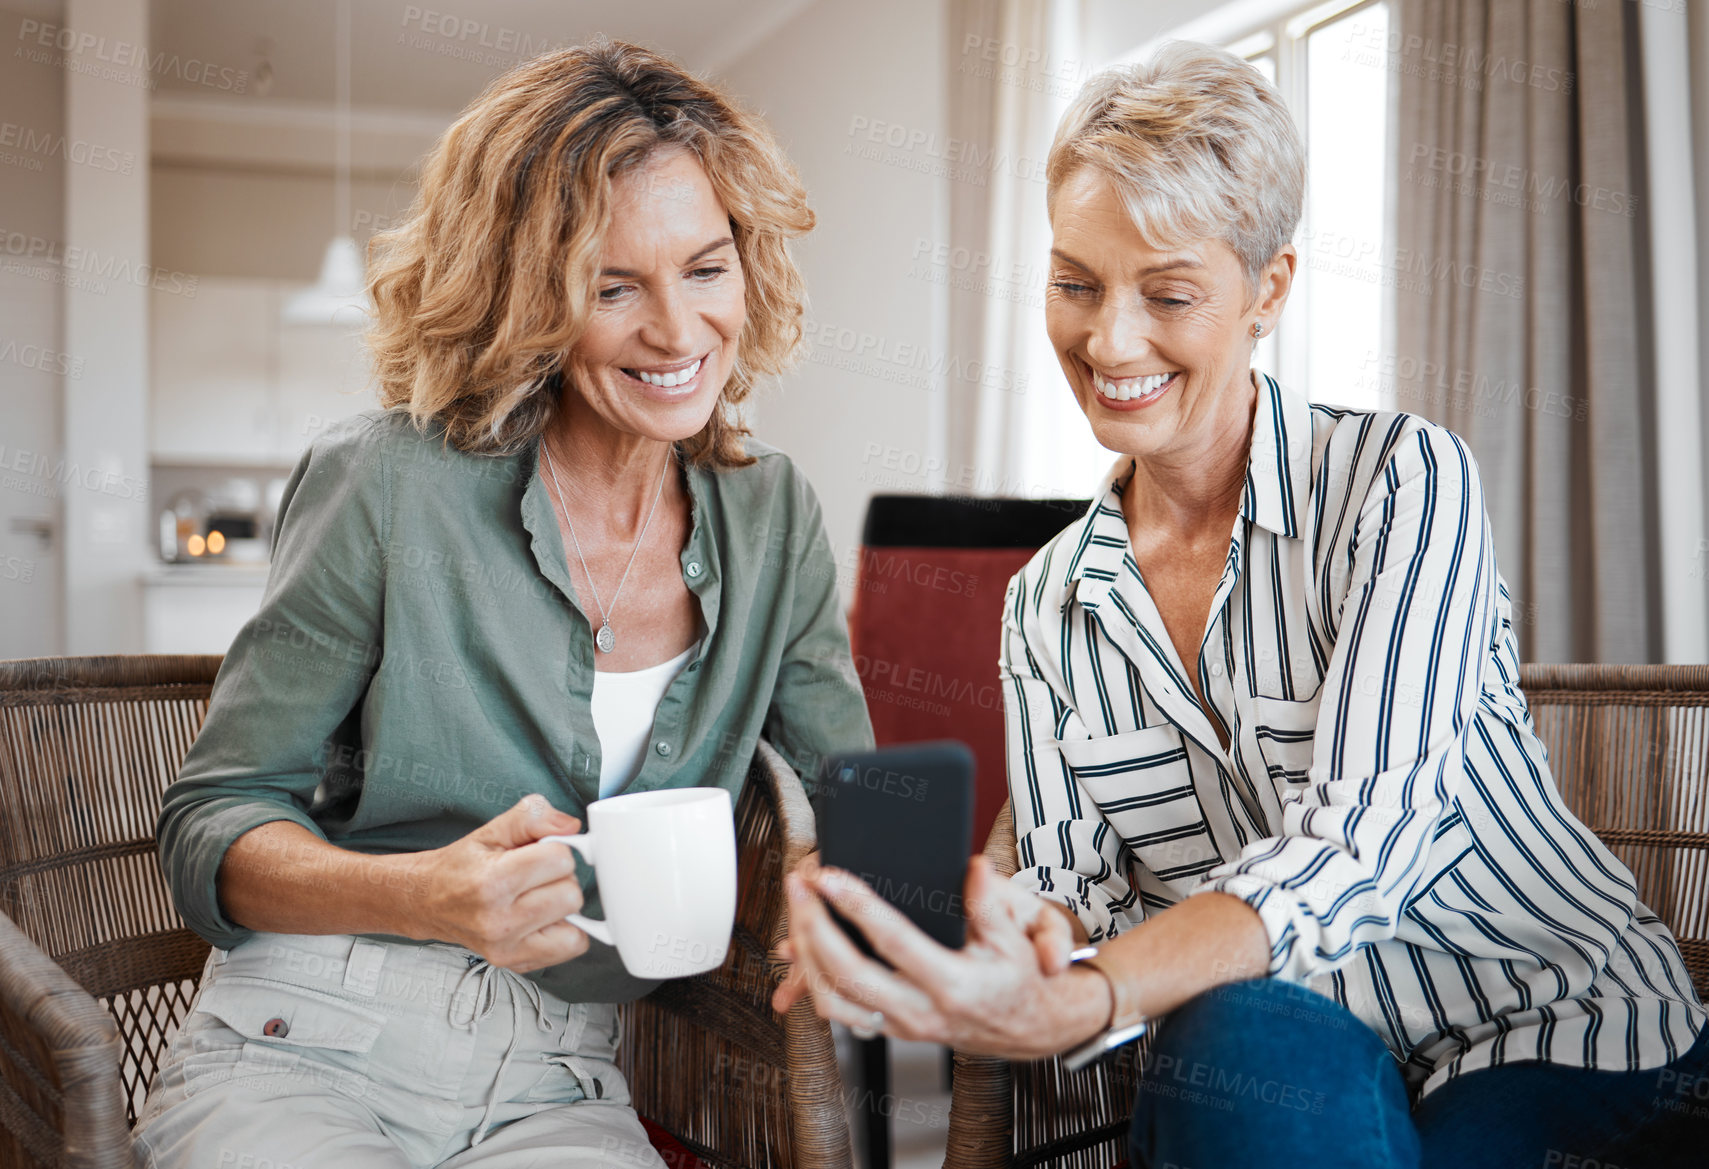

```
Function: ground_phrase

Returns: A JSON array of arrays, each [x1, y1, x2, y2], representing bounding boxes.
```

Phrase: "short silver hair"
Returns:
[[1047, 41, 1305, 292]]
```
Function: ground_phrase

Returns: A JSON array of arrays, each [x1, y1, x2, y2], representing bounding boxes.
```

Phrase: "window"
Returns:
[[1232, 0, 1393, 411]]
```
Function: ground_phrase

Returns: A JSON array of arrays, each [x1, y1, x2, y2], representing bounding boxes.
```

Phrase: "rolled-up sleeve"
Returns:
[[1001, 572, 1136, 943], [1191, 425, 1495, 982], [157, 416, 389, 950], [762, 469, 875, 783]]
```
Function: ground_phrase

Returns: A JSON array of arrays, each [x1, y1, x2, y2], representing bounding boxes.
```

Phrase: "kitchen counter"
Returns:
[[143, 562, 273, 587]]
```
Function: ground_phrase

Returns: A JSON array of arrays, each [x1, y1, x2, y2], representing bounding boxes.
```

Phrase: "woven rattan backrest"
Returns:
[[1518, 665, 1709, 997], [619, 740, 850, 1169], [621, 765, 786, 1168], [0, 655, 221, 1124], [944, 666, 1709, 1169]]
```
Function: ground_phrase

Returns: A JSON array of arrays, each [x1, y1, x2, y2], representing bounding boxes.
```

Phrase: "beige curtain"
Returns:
[[944, 0, 1005, 483], [944, 0, 1103, 497], [1391, 0, 1659, 663]]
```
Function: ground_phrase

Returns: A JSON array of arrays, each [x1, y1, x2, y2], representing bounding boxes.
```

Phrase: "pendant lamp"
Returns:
[[284, 0, 368, 325]]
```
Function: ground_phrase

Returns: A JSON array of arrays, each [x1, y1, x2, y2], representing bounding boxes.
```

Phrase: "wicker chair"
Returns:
[[0, 655, 850, 1169], [944, 663, 1709, 1169]]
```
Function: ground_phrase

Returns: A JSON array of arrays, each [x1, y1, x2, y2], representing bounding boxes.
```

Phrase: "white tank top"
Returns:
[[590, 640, 700, 799]]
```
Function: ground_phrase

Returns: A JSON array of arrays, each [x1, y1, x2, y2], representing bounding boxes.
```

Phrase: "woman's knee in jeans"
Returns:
[[1147, 979, 1380, 1079], [1129, 979, 1415, 1169]]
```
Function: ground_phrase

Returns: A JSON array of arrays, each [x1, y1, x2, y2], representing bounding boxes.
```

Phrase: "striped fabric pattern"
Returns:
[[1001, 374, 1706, 1096]]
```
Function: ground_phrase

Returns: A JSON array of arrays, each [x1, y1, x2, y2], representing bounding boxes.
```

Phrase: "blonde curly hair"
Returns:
[[366, 41, 814, 467]]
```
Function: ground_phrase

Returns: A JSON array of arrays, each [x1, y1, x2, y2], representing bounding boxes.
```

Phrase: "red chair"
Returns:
[[849, 495, 1089, 845], [844, 494, 1087, 1169]]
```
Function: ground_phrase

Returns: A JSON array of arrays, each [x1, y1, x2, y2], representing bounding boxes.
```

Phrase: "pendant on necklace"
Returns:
[[596, 623, 616, 654]]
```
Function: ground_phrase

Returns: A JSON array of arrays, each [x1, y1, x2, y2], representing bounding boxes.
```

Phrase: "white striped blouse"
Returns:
[[1002, 373, 1705, 1096]]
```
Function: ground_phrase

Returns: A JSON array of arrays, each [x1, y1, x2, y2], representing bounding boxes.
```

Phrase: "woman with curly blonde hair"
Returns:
[[135, 41, 872, 1168]]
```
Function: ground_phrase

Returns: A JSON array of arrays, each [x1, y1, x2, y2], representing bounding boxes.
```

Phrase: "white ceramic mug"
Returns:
[[542, 787, 736, 979]]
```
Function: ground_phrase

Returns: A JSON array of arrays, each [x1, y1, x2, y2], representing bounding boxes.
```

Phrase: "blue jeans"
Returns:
[[1129, 979, 1709, 1169]]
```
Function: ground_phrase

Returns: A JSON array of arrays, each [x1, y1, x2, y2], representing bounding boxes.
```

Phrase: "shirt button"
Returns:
[[263, 1017, 289, 1038], [686, 562, 702, 578], [1210, 662, 1224, 677], [656, 741, 672, 757]]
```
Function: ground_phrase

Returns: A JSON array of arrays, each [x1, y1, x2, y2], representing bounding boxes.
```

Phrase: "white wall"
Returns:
[[715, 0, 950, 571], [1084, 0, 1208, 60], [61, 0, 150, 653], [1084, 0, 1289, 64], [0, 4, 67, 658]]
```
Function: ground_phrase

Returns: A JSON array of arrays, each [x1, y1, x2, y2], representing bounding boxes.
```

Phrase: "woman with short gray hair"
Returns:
[[777, 41, 1707, 1167]]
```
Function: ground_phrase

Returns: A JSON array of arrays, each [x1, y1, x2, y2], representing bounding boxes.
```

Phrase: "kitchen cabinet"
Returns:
[[150, 280, 276, 462], [150, 277, 375, 466], [141, 565, 270, 653]]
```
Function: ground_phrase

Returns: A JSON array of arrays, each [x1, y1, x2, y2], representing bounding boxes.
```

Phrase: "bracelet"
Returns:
[[1075, 956, 1118, 1036], [1061, 945, 1149, 1072]]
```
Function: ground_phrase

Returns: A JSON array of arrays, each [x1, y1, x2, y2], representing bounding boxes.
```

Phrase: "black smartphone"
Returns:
[[812, 741, 975, 958]]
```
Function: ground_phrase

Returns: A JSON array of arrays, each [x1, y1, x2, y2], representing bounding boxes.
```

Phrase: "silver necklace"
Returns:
[[540, 439, 671, 654]]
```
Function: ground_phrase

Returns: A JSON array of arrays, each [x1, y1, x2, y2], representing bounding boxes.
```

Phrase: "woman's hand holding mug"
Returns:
[[408, 794, 595, 974]]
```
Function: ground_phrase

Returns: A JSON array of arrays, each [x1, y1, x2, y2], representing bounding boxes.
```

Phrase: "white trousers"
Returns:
[[132, 933, 668, 1169]]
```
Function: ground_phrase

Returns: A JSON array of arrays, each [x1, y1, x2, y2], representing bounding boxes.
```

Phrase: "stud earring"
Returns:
[[1251, 321, 1266, 339]]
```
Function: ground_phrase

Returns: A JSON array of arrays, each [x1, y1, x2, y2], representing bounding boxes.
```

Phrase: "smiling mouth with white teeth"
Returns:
[[623, 355, 705, 390], [1092, 367, 1180, 405]]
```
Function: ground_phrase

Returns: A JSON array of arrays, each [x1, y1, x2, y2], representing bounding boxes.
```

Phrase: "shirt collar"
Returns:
[[1059, 459, 1135, 611], [1062, 372, 1314, 606], [1240, 372, 1315, 540]]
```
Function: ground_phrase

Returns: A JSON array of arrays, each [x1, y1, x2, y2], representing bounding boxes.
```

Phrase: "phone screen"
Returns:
[[812, 741, 975, 959]]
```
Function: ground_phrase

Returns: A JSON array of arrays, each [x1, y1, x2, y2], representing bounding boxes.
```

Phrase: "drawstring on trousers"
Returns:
[[450, 957, 555, 1147]]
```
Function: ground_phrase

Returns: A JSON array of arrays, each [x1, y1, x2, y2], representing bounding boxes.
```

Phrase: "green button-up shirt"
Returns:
[[159, 410, 874, 1004]]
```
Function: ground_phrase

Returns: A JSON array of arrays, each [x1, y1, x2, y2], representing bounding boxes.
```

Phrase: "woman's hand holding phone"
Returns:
[[771, 855, 1112, 1060]]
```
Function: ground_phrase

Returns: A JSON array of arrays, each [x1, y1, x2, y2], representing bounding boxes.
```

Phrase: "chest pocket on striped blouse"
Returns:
[[1058, 724, 1222, 885], [1250, 695, 1320, 789]]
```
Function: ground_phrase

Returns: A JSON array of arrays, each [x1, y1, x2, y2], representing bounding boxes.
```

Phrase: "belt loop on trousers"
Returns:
[[343, 938, 388, 997]]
